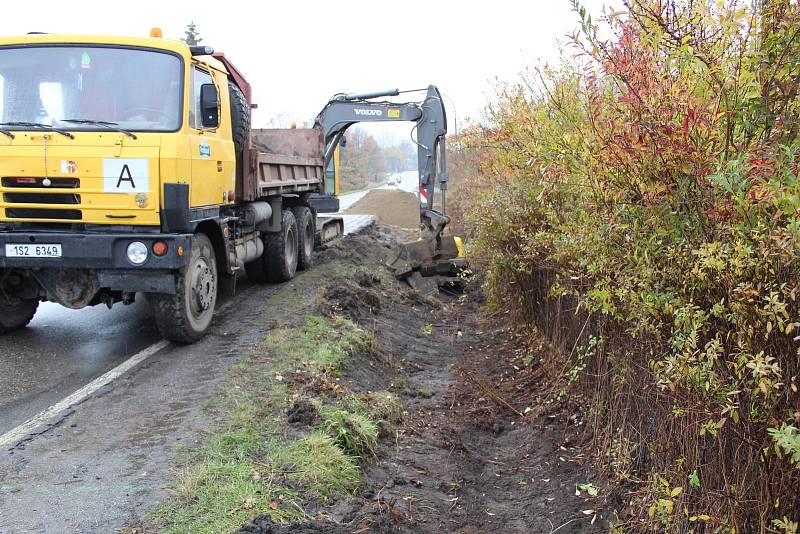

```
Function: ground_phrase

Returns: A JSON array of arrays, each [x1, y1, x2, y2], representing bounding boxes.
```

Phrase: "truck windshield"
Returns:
[[0, 46, 182, 132]]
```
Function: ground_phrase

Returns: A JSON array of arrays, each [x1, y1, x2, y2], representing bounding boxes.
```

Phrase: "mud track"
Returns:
[[238, 228, 611, 533], [0, 226, 609, 533]]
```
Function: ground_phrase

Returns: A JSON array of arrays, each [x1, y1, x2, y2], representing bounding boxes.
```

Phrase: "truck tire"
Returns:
[[292, 206, 314, 271], [228, 80, 250, 156], [264, 209, 299, 282], [0, 299, 38, 334], [150, 233, 217, 343]]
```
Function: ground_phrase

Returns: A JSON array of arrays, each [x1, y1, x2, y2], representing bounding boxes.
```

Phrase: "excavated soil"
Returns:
[[237, 226, 611, 533], [344, 189, 421, 229]]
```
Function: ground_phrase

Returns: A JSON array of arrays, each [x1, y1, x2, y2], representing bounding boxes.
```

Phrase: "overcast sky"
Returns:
[[1, 0, 607, 141]]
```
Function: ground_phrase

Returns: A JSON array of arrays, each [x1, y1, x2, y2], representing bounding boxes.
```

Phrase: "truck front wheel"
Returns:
[[150, 233, 217, 343], [0, 299, 39, 334]]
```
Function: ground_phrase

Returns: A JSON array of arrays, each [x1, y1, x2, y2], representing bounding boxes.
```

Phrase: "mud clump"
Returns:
[[353, 270, 381, 288], [315, 227, 396, 265], [286, 399, 319, 427], [236, 515, 347, 534], [344, 189, 421, 229], [321, 279, 382, 319]]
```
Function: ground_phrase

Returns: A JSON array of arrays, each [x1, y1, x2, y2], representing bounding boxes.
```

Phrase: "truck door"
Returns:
[[189, 66, 230, 207]]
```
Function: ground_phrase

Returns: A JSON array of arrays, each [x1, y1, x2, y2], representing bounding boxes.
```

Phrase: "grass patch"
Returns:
[[267, 315, 374, 376], [321, 406, 380, 457], [148, 315, 377, 533], [284, 431, 360, 496]]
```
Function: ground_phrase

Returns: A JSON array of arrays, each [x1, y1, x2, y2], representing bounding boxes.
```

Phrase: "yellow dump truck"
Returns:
[[0, 32, 342, 342]]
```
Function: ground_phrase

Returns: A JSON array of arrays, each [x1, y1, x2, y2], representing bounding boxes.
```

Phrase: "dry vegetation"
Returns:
[[450, 0, 800, 531]]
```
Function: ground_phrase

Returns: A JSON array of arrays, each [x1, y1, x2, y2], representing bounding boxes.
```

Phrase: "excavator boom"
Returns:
[[315, 86, 464, 291], [316, 85, 449, 226]]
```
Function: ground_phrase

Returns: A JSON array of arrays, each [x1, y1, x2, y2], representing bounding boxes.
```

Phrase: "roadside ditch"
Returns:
[[129, 226, 610, 533]]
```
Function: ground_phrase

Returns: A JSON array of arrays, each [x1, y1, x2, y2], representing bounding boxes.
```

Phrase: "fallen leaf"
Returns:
[[270, 502, 278, 510]]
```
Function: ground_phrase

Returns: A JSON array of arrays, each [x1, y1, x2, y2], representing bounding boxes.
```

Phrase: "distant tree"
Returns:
[[182, 22, 202, 46], [384, 142, 416, 172], [338, 127, 390, 192]]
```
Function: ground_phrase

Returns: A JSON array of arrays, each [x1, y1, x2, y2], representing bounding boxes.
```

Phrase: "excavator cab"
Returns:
[[315, 86, 466, 292]]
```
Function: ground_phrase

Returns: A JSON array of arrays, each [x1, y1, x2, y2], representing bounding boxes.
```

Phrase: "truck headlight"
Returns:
[[126, 241, 149, 265]]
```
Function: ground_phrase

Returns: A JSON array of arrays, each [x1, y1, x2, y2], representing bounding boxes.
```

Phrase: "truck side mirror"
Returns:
[[200, 83, 219, 128]]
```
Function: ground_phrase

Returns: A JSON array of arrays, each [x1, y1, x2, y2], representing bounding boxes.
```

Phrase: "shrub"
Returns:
[[457, 0, 800, 530]]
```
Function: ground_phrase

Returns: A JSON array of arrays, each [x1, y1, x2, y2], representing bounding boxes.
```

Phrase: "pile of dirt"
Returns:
[[344, 189, 421, 229], [238, 516, 347, 534]]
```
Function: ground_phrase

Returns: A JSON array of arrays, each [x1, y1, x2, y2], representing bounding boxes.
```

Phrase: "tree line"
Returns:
[[338, 128, 416, 192]]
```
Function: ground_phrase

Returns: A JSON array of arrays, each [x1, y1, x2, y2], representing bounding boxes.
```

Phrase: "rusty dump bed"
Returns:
[[241, 127, 326, 202]]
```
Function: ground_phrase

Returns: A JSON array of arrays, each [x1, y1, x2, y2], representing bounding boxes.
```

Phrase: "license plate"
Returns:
[[5, 243, 62, 258]]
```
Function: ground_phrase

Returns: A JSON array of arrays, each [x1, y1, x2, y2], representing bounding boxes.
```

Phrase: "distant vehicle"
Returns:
[[387, 179, 397, 186]]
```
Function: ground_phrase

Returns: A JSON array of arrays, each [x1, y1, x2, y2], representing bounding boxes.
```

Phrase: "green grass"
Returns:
[[148, 315, 377, 533], [321, 406, 380, 457]]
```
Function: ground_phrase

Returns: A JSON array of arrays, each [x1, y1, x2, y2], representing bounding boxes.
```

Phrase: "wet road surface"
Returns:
[[0, 299, 161, 434], [0, 171, 417, 438]]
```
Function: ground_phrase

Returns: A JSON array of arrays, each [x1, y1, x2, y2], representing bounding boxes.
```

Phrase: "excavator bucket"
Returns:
[[386, 235, 466, 294]]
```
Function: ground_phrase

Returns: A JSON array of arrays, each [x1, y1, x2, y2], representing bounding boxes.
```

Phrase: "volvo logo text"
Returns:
[[354, 109, 383, 116]]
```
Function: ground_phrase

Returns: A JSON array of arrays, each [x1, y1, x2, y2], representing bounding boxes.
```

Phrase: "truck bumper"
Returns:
[[0, 232, 192, 270], [0, 232, 192, 295]]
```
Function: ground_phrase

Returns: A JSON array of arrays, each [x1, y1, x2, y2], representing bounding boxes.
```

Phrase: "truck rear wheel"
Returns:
[[150, 233, 217, 343], [0, 299, 39, 334], [264, 209, 299, 282], [292, 206, 314, 271]]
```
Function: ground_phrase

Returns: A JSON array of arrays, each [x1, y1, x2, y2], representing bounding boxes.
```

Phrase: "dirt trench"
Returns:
[[237, 227, 611, 533]]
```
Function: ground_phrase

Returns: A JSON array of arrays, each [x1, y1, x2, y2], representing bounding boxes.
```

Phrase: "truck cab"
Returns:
[[0, 33, 332, 342]]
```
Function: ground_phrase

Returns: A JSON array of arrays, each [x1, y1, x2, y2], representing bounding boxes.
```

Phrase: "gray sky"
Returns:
[[1, 0, 607, 139]]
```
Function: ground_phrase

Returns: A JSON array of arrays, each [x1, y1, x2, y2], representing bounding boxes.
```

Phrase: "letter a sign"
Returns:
[[103, 158, 150, 193]]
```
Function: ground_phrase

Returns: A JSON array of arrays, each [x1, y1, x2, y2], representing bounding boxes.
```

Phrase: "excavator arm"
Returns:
[[315, 86, 464, 291], [315, 85, 449, 239]]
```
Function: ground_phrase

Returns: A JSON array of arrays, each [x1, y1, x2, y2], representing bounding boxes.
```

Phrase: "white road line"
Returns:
[[0, 339, 170, 449], [0, 233, 318, 450]]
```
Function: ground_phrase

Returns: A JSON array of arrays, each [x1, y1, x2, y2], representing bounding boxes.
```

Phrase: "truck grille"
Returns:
[[1, 177, 82, 220], [5, 208, 82, 220]]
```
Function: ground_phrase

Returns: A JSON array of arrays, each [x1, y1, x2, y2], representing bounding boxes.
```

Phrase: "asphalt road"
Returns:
[[0, 299, 161, 434], [0, 170, 420, 438]]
